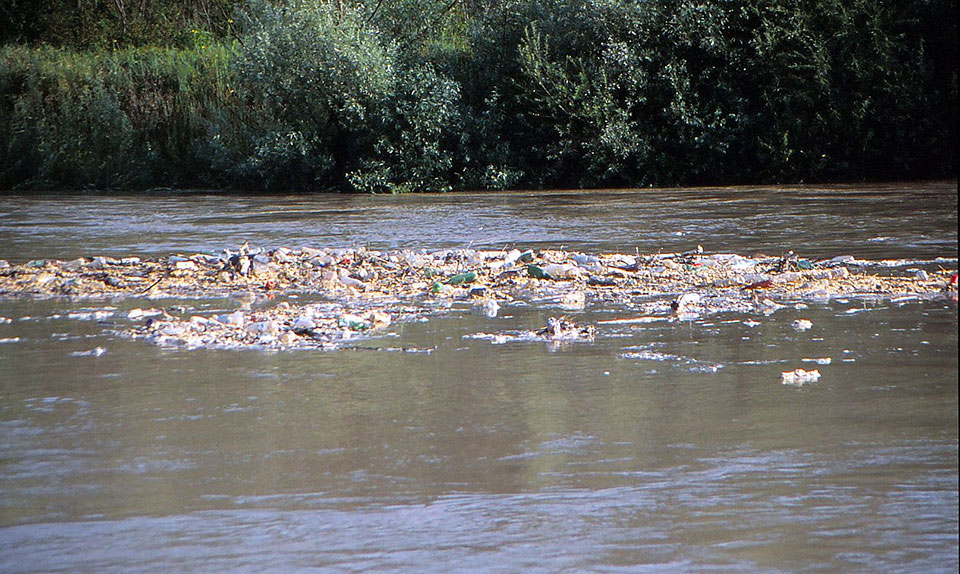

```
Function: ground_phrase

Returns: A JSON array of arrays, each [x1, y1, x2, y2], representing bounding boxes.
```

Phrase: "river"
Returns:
[[0, 182, 957, 573]]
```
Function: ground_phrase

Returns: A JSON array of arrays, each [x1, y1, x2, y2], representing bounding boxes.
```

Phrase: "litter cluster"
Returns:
[[1, 244, 956, 353], [127, 301, 408, 350]]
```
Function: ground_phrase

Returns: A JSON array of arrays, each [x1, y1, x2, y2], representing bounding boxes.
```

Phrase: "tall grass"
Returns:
[[0, 44, 233, 189]]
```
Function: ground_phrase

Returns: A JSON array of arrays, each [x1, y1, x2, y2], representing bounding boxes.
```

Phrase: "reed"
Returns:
[[0, 44, 233, 189]]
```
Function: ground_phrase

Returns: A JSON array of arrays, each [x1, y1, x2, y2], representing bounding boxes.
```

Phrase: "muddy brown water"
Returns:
[[0, 183, 957, 573]]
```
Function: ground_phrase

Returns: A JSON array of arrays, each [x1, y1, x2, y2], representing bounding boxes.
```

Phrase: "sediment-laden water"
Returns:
[[0, 183, 957, 573]]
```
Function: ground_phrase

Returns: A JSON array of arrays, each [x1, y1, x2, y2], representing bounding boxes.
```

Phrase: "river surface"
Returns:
[[0, 182, 957, 573]]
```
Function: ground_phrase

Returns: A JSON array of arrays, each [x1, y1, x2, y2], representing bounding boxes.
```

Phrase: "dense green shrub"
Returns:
[[508, 0, 957, 187], [228, 0, 396, 190], [349, 64, 464, 193], [229, 0, 472, 192], [0, 0, 955, 191]]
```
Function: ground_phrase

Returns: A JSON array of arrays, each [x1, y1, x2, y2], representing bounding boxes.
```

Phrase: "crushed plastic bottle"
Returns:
[[527, 265, 549, 279], [503, 249, 523, 265], [541, 263, 580, 279], [338, 313, 370, 331], [781, 368, 821, 386], [446, 271, 477, 285]]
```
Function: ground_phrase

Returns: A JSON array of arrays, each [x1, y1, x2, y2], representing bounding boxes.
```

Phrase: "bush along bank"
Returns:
[[0, 44, 234, 190], [1, 0, 956, 192]]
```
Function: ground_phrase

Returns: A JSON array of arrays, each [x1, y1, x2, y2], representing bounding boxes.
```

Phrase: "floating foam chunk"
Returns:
[[218, 311, 244, 327], [338, 269, 365, 289], [292, 316, 316, 330], [560, 290, 586, 310], [174, 260, 197, 271], [70, 346, 106, 357], [473, 298, 500, 318], [541, 263, 581, 279], [245, 320, 279, 335], [781, 368, 821, 385]]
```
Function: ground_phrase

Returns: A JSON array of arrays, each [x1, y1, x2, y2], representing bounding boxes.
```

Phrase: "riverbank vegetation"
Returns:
[[1, 0, 955, 192]]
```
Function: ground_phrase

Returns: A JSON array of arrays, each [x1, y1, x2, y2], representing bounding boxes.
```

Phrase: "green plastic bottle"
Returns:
[[527, 265, 550, 279], [446, 271, 477, 285]]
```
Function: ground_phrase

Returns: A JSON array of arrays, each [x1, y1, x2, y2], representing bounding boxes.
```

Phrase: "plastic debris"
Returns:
[[174, 261, 197, 271], [245, 320, 280, 335], [559, 290, 586, 310], [467, 316, 595, 346], [541, 263, 581, 280], [597, 316, 664, 325], [671, 293, 702, 314], [446, 271, 478, 285], [219, 311, 245, 327], [538, 316, 595, 340], [0, 243, 953, 352], [70, 346, 106, 357], [337, 313, 370, 331], [338, 270, 365, 289], [527, 264, 549, 279], [474, 298, 501, 318], [338, 311, 391, 331], [292, 316, 316, 330], [503, 249, 523, 265], [781, 368, 821, 385], [791, 319, 813, 331]]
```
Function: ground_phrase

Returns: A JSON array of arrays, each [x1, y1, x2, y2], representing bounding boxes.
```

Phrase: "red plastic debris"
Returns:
[[744, 279, 774, 290]]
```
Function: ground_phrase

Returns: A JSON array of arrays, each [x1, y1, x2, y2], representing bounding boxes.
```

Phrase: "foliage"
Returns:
[[0, 0, 242, 48], [0, 45, 232, 189], [226, 0, 397, 189], [0, 0, 955, 192]]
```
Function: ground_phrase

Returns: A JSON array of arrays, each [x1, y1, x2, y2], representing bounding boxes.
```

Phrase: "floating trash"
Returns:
[[127, 308, 163, 320], [620, 350, 686, 362], [538, 316, 595, 340], [473, 298, 501, 318], [598, 316, 665, 325], [0, 243, 953, 352], [70, 347, 106, 357], [791, 319, 813, 331], [446, 271, 477, 285], [781, 368, 821, 386], [671, 292, 702, 314], [690, 364, 724, 374], [467, 317, 595, 346], [66, 310, 115, 321], [559, 290, 586, 310]]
